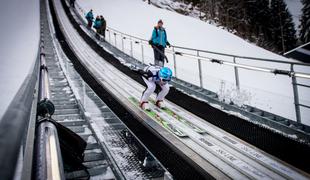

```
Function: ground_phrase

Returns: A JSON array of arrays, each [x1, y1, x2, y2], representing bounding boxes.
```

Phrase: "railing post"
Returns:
[[141, 42, 145, 64], [291, 64, 301, 123], [130, 40, 133, 57], [82, 80, 86, 108], [121, 36, 124, 52], [114, 33, 117, 47], [108, 30, 111, 43], [173, 46, 177, 78], [233, 57, 240, 90], [197, 51, 204, 88]]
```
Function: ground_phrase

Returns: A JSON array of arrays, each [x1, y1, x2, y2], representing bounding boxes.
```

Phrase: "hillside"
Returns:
[[77, 0, 310, 124]]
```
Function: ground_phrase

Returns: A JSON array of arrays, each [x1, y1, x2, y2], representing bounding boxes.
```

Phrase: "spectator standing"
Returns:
[[99, 16, 107, 38], [149, 19, 170, 66], [93, 16, 102, 39], [85, 9, 94, 28]]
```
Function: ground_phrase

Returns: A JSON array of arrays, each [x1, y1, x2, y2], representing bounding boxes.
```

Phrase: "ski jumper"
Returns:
[[140, 66, 170, 103]]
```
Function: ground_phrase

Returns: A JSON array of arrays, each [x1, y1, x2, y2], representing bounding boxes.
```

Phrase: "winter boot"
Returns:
[[155, 100, 166, 109], [140, 101, 150, 111]]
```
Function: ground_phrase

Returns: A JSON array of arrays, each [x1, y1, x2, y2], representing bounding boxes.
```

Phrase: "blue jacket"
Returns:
[[151, 27, 168, 47], [85, 11, 94, 21], [93, 19, 102, 29]]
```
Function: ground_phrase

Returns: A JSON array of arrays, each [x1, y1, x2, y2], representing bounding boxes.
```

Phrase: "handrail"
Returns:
[[33, 39, 65, 180], [106, 25, 310, 66]]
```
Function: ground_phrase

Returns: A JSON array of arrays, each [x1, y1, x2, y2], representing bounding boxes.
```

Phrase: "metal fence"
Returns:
[[73, 3, 310, 124]]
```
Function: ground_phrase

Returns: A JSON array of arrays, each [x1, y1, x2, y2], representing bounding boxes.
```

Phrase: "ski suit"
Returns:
[[140, 66, 170, 103]]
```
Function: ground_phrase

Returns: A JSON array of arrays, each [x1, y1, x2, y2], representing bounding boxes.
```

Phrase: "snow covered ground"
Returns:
[[77, 0, 310, 125], [0, 0, 40, 119]]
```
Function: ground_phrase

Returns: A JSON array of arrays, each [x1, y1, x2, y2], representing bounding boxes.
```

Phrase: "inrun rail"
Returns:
[[51, 0, 310, 179]]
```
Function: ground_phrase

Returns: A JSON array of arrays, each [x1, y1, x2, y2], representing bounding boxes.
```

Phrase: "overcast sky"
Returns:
[[0, 0, 40, 119]]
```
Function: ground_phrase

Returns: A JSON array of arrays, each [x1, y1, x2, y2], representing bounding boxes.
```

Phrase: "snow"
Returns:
[[150, 0, 203, 19], [78, 0, 294, 61], [0, 0, 40, 119], [77, 0, 310, 125], [284, 0, 303, 30]]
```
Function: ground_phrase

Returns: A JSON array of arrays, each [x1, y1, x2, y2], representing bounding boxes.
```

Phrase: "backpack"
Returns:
[[149, 27, 167, 45], [154, 27, 166, 37]]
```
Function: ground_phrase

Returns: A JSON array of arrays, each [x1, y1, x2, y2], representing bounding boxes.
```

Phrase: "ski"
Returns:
[[150, 100, 206, 134], [129, 97, 187, 137]]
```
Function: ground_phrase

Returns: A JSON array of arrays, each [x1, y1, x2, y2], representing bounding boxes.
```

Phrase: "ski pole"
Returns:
[[152, 45, 169, 63]]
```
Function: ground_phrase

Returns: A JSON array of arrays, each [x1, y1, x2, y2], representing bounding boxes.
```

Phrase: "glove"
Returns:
[[138, 69, 153, 78], [148, 40, 153, 45], [166, 41, 171, 47]]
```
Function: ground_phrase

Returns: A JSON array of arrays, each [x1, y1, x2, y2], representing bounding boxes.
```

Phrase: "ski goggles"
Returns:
[[161, 78, 171, 82]]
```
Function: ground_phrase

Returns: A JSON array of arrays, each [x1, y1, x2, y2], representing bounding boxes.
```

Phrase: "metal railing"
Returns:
[[73, 3, 310, 124], [33, 41, 65, 180]]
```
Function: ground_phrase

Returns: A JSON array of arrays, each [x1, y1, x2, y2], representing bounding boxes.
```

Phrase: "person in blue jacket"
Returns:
[[93, 16, 102, 33], [85, 9, 94, 28], [149, 19, 171, 66]]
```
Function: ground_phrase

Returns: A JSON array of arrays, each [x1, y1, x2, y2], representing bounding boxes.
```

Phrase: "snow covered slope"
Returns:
[[78, 0, 295, 61], [77, 0, 310, 125]]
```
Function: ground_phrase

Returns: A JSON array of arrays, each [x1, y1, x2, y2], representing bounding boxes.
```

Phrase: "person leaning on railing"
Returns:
[[99, 15, 106, 38], [149, 19, 171, 67]]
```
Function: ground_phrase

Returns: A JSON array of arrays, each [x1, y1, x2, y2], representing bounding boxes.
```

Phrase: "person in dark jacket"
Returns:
[[93, 16, 102, 39], [149, 19, 170, 66], [85, 9, 94, 28], [99, 15, 107, 37]]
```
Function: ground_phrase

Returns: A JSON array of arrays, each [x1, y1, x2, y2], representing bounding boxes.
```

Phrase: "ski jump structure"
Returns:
[[48, 0, 310, 179], [1, 0, 309, 179]]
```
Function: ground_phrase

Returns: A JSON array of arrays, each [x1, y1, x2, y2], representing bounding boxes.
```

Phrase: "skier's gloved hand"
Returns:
[[138, 69, 153, 78], [166, 42, 171, 48], [148, 40, 153, 45]]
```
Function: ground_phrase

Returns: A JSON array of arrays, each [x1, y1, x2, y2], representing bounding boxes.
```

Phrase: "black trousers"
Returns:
[[153, 45, 165, 66]]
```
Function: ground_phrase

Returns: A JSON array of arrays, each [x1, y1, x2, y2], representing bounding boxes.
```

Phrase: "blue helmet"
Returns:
[[159, 67, 172, 81]]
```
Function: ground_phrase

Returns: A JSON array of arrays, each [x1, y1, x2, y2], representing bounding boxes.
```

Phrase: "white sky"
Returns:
[[0, 0, 40, 119]]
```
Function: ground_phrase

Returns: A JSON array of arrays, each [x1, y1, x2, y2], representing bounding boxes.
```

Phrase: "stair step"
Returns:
[[58, 119, 86, 126], [53, 114, 83, 121], [83, 160, 108, 169], [52, 97, 76, 102], [86, 143, 100, 150], [54, 104, 79, 110], [80, 134, 93, 141], [67, 126, 85, 133], [54, 109, 80, 115], [53, 100, 76, 105], [51, 92, 74, 97], [65, 165, 111, 179], [84, 152, 105, 162]]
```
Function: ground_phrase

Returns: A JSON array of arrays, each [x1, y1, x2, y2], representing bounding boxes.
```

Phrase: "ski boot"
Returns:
[[155, 100, 166, 109], [140, 101, 150, 111]]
